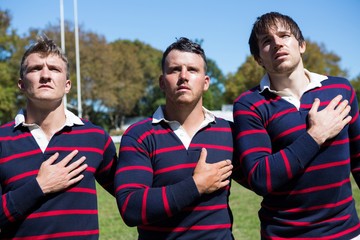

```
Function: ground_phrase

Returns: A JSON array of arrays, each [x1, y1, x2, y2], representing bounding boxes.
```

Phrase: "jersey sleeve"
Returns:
[[0, 177, 44, 228], [114, 134, 200, 227], [95, 131, 118, 196], [233, 100, 320, 196], [348, 86, 360, 188]]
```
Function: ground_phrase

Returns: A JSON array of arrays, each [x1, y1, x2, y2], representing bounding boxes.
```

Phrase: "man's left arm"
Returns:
[[95, 132, 118, 195]]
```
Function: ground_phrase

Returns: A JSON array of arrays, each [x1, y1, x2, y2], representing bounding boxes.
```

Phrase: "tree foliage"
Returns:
[[1, 8, 359, 130]]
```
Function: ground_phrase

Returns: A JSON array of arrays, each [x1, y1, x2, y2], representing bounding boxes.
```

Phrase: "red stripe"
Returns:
[[264, 108, 297, 127], [97, 156, 115, 175], [240, 147, 271, 164], [306, 159, 349, 172], [67, 187, 96, 194], [151, 145, 184, 157], [233, 110, 261, 119], [142, 188, 149, 225], [115, 183, 147, 193], [280, 150, 292, 179], [116, 166, 153, 175], [162, 187, 172, 217], [139, 223, 231, 232], [284, 196, 353, 213], [62, 128, 104, 135], [4, 170, 38, 185], [272, 124, 306, 142], [0, 149, 42, 164], [273, 179, 350, 195], [124, 118, 152, 134], [236, 129, 267, 140], [190, 144, 232, 152], [0, 132, 32, 141], [184, 204, 228, 211], [3, 195, 16, 222], [28, 209, 97, 219], [10, 230, 99, 240], [138, 129, 172, 144], [205, 127, 231, 132], [265, 156, 272, 192], [155, 163, 196, 175], [46, 147, 103, 155]]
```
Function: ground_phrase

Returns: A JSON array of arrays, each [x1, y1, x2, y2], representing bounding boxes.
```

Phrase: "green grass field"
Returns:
[[97, 176, 360, 240]]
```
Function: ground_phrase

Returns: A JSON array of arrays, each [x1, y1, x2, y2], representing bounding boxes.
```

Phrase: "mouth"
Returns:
[[177, 86, 190, 91], [274, 51, 288, 60], [39, 85, 53, 89]]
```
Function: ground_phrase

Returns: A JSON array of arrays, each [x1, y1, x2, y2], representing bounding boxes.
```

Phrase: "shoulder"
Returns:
[[75, 119, 110, 136], [0, 121, 16, 134], [213, 117, 233, 128], [323, 75, 351, 86], [122, 117, 154, 137], [233, 85, 265, 104]]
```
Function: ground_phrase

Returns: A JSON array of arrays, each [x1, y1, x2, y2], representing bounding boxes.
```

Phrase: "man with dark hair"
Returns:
[[0, 36, 117, 239], [233, 12, 360, 239], [115, 37, 234, 239]]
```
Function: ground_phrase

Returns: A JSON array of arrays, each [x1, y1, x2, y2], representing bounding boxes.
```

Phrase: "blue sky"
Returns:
[[1, 0, 359, 79]]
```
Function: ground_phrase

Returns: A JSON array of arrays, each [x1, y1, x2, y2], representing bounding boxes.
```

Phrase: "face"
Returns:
[[159, 50, 210, 106], [18, 53, 71, 105], [256, 22, 306, 75]]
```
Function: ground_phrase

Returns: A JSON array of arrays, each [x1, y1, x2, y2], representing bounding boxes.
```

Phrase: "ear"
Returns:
[[300, 41, 306, 54], [18, 79, 25, 91], [203, 75, 210, 91], [65, 79, 71, 94], [255, 57, 264, 67], [159, 75, 165, 91]]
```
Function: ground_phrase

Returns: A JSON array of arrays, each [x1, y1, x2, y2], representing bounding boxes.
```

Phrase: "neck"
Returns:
[[25, 101, 67, 138], [269, 68, 309, 99], [164, 101, 205, 137]]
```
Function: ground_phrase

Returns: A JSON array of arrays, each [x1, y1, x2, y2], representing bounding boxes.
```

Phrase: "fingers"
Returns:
[[199, 148, 207, 164], [57, 150, 80, 167], [326, 95, 343, 110], [309, 98, 320, 114], [67, 156, 87, 179], [44, 152, 60, 165], [67, 174, 85, 186], [219, 160, 233, 180]]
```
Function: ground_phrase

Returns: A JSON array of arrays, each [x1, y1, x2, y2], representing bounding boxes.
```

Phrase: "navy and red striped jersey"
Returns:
[[233, 74, 360, 239], [0, 119, 117, 239], [115, 116, 234, 239]]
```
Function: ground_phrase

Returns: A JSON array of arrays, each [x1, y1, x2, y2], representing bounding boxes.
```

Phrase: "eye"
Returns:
[[27, 65, 42, 72], [169, 66, 181, 73], [49, 67, 61, 72], [187, 67, 198, 73]]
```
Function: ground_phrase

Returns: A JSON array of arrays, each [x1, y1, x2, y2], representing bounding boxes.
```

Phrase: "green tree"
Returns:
[[203, 58, 227, 110], [0, 9, 26, 124], [224, 56, 265, 104], [303, 39, 347, 77]]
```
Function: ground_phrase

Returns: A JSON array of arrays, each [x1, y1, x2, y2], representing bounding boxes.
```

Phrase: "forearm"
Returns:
[[116, 176, 199, 226], [1, 178, 44, 227]]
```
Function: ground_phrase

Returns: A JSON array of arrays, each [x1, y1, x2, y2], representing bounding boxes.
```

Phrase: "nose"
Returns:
[[40, 67, 51, 81], [273, 36, 283, 49], [180, 67, 187, 79]]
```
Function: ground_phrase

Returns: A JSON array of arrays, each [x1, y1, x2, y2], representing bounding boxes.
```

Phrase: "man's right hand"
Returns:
[[193, 148, 233, 195], [36, 150, 87, 195], [307, 95, 352, 145]]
